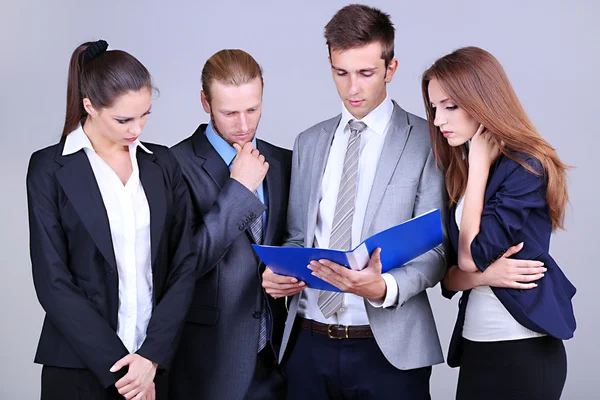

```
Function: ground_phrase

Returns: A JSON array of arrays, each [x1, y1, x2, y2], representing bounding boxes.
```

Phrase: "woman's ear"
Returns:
[[82, 98, 97, 116]]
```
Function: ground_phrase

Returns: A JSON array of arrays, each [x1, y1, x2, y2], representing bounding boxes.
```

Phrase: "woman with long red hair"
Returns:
[[422, 46, 576, 399]]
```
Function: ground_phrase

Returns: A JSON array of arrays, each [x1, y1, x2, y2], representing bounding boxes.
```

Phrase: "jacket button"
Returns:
[[253, 311, 261, 319], [238, 225, 244, 231]]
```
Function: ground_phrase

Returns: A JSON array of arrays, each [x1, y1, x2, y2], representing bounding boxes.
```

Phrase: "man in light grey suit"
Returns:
[[262, 4, 447, 399]]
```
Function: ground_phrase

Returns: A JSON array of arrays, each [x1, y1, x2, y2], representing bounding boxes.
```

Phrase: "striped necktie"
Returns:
[[318, 119, 367, 318]]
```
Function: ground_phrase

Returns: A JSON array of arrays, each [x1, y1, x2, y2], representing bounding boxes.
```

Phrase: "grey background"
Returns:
[[1, 0, 598, 398]]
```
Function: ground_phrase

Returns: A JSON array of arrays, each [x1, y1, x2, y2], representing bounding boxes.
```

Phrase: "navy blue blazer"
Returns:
[[27, 140, 197, 387], [443, 154, 576, 367]]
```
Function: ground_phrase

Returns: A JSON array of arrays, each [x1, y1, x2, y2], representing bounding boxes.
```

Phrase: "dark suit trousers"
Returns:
[[282, 321, 432, 400], [41, 366, 168, 400], [245, 346, 286, 400]]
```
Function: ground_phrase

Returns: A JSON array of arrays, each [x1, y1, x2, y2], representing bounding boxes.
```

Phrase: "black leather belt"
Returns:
[[298, 317, 374, 339]]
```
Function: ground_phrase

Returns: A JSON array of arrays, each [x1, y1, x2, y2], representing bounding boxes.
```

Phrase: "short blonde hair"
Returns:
[[201, 49, 263, 103]]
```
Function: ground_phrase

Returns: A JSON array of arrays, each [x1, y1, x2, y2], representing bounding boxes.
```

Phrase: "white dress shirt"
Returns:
[[63, 126, 154, 353], [455, 196, 544, 341], [298, 96, 400, 325]]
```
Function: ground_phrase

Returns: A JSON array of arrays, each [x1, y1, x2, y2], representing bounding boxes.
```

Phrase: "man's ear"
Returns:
[[384, 58, 399, 83], [200, 91, 211, 114]]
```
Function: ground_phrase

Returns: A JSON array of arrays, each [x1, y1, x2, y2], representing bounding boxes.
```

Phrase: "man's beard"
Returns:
[[210, 111, 259, 145]]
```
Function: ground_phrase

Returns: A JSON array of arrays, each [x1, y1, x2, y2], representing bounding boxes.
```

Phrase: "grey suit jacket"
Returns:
[[280, 101, 447, 370], [169, 125, 292, 400]]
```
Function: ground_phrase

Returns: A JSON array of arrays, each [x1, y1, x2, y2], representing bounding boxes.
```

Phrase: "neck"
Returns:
[[82, 118, 128, 155]]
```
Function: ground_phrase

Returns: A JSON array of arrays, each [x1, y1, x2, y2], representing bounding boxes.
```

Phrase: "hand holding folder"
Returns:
[[252, 209, 443, 292]]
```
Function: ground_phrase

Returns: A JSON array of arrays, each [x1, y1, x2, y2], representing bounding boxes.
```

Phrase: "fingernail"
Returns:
[[299, 282, 305, 286], [542, 267, 547, 272], [307, 265, 313, 271], [311, 272, 316, 276], [533, 283, 538, 287], [290, 278, 298, 283], [540, 273, 545, 277], [540, 262, 544, 266]]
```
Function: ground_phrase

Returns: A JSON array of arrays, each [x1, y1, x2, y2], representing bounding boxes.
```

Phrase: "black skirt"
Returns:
[[456, 336, 567, 400]]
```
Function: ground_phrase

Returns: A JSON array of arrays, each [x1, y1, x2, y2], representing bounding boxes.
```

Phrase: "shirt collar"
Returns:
[[205, 122, 258, 166], [340, 95, 393, 136], [62, 125, 153, 156]]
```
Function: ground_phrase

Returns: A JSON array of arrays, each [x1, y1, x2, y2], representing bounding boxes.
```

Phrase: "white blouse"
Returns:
[[456, 196, 544, 342], [63, 126, 154, 353]]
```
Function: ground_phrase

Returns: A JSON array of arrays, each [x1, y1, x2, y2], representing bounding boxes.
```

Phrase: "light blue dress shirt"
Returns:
[[205, 122, 268, 227]]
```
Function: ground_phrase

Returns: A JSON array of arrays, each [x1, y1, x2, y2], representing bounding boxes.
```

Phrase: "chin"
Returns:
[[447, 137, 467, 147]]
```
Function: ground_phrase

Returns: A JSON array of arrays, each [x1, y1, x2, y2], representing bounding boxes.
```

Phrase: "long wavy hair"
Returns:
[[422, 46, 569, 230]]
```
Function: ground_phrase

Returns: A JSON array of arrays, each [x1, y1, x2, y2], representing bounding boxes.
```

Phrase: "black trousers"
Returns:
[[41, 365, 168, 400], [457, 336, 567, 400], [283, 320, 431, 400], [245, 345, 286, 400]]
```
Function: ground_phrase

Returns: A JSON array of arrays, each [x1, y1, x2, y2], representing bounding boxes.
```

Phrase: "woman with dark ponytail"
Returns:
[[27, 41, 196, 399]]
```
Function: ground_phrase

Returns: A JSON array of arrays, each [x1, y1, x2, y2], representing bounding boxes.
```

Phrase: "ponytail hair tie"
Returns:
[[83, 40, 109, 65]]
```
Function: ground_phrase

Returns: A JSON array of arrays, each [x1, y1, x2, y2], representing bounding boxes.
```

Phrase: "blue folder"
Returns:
[[252, 209, 443, 292]]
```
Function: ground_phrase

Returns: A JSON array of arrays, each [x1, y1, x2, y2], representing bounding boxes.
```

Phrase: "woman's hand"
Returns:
[[444, 243, 547, 292], [481, 242, 547, 289], [469, 124, 500, 169], [111, 354, 158, 400]]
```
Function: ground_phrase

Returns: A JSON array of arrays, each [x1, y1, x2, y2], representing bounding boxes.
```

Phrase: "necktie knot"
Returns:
[[348, 119, 367, 135]]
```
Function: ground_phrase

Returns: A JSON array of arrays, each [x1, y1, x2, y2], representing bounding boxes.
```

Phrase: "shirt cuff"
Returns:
[[367, 273, 399, 308]]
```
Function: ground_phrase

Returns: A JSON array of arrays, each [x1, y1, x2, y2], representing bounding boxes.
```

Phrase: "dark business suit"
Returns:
[[27, 140, 196, 397], [442, 154, 576, 399], [169, 124, 291, 400]]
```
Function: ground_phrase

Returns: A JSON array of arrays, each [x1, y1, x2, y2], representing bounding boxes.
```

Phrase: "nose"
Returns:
[[433, 109, 446, 128], [130, 121, 143, 136], [348, 74, 359, 96], [239, 113, 249, 132]]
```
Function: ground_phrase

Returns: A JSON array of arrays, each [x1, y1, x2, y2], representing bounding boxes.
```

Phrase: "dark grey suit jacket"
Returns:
[[169, 124, 291, 400]]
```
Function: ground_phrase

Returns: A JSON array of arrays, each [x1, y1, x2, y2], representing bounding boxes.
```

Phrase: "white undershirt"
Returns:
[[297, 96, 400, 326], [63, 126, 154, 353], [456, 196, 544, 341]]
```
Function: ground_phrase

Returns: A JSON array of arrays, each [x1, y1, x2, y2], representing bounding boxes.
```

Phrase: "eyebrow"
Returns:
[[331, 65, 378, 73], [114, 106, 152, 119], [220, 104, 260, 113], [431, 98, 450, 106]]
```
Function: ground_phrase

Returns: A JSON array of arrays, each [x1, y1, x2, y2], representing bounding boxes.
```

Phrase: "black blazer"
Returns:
[[27, 140, 197, 388], [443, 154, 576, 367], [169, 124, 291, 400]]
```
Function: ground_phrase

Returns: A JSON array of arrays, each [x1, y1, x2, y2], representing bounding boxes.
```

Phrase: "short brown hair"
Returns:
[[201, 49, 263, 103], [324, 4, 395, 66]]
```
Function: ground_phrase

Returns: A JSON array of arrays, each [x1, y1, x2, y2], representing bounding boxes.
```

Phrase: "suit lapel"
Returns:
[[192, 125, 231, 189], [55, 147, 117, 272], [306, 116, 340, 246], [137, 149, 166, 268], [361, 103, 412, 239], [258, 141, 281, 246]]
